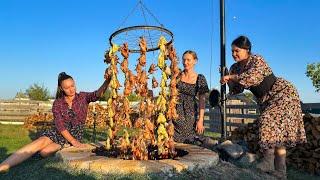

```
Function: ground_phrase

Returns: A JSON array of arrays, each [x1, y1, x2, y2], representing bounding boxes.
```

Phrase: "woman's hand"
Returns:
[[220, 75, 231, 85], [220, 75, 237, 85], [196, 120, 205, 134], [71, 140, 87, 148]]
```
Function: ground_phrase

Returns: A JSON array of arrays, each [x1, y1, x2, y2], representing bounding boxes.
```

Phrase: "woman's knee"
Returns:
[[37, 136, 52, 146], [39, 149, 52, 157], [39, 144, 61, 157], [24, 136, 52, 151], [275, 146, 286, 156]]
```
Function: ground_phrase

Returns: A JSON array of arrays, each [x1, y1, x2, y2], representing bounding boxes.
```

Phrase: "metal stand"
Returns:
[[92, 112, 97, 143], [220, 0, 227, 140]]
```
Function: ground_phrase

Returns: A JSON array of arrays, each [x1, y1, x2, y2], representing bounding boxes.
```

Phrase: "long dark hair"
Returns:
[[55, 72, 73, 99], [232, 35, 252, 53]]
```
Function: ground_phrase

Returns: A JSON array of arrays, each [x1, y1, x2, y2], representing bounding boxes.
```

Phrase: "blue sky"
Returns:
[[0, 0, 319, 103]]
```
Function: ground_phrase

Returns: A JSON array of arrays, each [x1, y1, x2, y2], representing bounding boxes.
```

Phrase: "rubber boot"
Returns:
[[256, 148, 275, 173], [274, 154, 287, 180]]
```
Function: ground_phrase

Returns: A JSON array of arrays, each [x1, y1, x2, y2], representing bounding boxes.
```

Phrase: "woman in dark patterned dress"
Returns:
[[0, 72, 110, 172], [173, 50, 209, 144], [221, 36, 306, 178]]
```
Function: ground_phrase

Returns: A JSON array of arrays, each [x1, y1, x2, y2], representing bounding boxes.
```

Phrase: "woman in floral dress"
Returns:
[[221, 36, 306, 178], [173, 50, 209, 144]]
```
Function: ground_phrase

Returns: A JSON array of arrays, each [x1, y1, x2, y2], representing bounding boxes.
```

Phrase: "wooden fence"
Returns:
[[204, 102, 320, 135], [204, 103, 259, 135], [0, 100, 52, 122], [1, 99, 320, 136]]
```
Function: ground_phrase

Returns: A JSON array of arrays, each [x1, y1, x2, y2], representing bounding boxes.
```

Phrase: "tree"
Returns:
[[306, 63, 320, 92], [127, 93, 141, 102], [243, 91, 256, 103], [26, 83, 51, 101], [15, 90, 28, 99]]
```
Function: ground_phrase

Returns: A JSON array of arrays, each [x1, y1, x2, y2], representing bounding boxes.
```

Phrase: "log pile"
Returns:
[[86, 104, 108, 128], [24, 104, 109, 130], [229, 121, 259, 153], [229, 114, 320, 175], [24, 112, 53, 130], [287, 114, 320, 175]]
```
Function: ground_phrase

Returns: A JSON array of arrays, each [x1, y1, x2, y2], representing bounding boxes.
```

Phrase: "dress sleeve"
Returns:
[[197, 74, 209, 95], [228, 64, 244, 95], [53, 100, 66, 132], [82, 90, 99, 103], [237, 55, 267, 88]]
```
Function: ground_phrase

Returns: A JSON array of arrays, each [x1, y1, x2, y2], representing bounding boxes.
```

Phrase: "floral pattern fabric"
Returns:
[[229, 54, 307, 151], [173, 74, 209, 143]]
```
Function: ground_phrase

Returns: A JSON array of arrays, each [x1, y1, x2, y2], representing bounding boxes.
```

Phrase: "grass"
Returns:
[[0, 124, 319, 180], [204, 130, 221, 139]]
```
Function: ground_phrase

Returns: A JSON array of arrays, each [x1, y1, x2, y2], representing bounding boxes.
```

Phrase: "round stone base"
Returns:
[[55, 142, 219, 174]]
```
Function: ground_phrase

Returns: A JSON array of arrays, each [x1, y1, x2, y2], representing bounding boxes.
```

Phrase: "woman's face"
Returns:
[[231, 45, 250, 62], [61, 78, 76, 97], [182, 53, 197, 71]]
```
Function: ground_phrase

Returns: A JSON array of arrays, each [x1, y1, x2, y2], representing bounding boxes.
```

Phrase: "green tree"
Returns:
[[127, 93, 141, 102], [26, 83, 51, 101], [15, 90, 28, 99], [243, 91, 256, 102], [306, 63, 320, 92]]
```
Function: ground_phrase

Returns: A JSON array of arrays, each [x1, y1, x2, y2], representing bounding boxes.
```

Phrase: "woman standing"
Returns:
[[0, 71, 110, 172], [173, 50, 209, 144], [221, 36, 306, 178]]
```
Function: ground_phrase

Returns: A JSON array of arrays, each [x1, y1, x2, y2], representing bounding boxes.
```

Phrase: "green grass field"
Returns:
[[0, 124, 318, 180]]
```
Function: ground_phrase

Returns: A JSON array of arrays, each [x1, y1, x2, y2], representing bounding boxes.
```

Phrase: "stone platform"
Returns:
[[56, 142, 219, 174]]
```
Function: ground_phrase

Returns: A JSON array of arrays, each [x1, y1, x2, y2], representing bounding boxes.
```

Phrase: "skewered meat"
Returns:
[[148, 63, 157, 74], [138, 54, 146, 66], [120, 43, 129, 59], [139, 37, 147, 53], [152, 77, 158, 88], [121, 58, 129, 73]]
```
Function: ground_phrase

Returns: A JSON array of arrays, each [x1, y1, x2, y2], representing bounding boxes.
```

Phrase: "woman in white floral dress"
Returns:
[[221, 36, 306, 178]]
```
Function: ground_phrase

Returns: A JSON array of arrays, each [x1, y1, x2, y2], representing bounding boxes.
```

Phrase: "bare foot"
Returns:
[[0, 164, 10, 173]]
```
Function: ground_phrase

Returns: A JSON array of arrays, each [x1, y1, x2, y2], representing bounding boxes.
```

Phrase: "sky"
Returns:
[[0, 0, 319, 103]]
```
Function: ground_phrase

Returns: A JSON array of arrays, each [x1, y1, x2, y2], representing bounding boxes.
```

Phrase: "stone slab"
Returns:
[[56, 142, 219, 174]]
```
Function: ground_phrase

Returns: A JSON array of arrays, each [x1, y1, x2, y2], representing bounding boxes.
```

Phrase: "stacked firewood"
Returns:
[[287, 114, 320, 175], [24, 112, 53, 130], [229, 114, 320, 174], [229, 121, 259, 153], [86, 104, 108, 129], [24, 104, 108, 130]]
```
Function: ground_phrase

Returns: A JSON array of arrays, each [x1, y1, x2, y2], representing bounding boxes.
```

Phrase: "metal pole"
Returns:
[[92, 112, 97, 143], [220, 0, 227, 139]]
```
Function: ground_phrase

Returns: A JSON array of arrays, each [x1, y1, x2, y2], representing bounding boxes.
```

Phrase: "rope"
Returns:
[[139, 0, 164, 27], [117, 1, 141, 30], [117, 0, 164, 30]]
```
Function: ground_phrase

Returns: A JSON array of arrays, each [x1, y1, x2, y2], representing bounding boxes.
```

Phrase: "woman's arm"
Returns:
[[85, 69, 112, 103], [196, 93, 206, 134], [97, 69, 112, 97], [60, 130, 86, 148], [220, 64, 244, 95], [97, 79, 110, 97]]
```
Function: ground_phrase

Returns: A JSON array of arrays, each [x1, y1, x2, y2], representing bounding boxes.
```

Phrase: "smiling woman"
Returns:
[[221, 35, 307, 178], [173, 50, 211, 145], [0, 71, 111, 172]]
